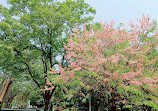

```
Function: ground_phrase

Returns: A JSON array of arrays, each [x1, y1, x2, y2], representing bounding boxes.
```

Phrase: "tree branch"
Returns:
[[32, 45, 46, 54], [23, 62, 42, 90], [48, 28, 53, 68], [50, 86, 56, 98]]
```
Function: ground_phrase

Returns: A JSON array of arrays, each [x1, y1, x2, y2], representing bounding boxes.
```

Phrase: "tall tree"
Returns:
[[50, 15, 158, 110], [0, 77, 14, 108], [0, 0, 96, 110]]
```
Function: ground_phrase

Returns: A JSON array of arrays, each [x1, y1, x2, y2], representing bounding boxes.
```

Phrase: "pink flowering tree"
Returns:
[[47, 15, 158, 110]]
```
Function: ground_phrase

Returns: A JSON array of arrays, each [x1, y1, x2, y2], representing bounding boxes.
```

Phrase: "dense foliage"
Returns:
[[0, 0, 157, 110], [0, 0, 95, 110], [50, 15, 158, 110]]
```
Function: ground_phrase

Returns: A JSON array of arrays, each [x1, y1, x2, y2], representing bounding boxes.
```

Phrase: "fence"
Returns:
[[0, 108, 44, 111]]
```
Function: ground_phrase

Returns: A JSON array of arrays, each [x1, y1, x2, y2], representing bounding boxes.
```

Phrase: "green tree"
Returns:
[[0, 0, 96, 110]]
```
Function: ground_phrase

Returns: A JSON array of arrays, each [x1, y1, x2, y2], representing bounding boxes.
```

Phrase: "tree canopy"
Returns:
[[0, 0, 96, 110], [50, 14, 158, 110]]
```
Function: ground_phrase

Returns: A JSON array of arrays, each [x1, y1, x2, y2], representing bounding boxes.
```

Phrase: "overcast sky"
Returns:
[[1, 0, 158, 24]]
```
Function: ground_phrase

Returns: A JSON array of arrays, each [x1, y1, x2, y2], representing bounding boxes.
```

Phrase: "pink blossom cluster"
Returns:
[[49, 15, 158, 93]]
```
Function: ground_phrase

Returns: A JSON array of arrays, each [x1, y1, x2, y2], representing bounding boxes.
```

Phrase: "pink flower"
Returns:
[[45, 77, 53, 86], [129, 80, 142, 86], [120, 100, 126, 104], [44, 86, 55, 91]]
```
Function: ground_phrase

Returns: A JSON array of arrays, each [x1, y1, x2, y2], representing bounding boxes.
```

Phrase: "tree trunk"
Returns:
[[111, 106, 117, 111], [44, 98, 50, 111], [49, 102, 52, 111], [74, 99, 77, 111], [4, 99, 11, 108], [4, 92, 16, 108], [89, 92, 91, 111], [0, 77, 14, 108], [111, 87, 117, 111]]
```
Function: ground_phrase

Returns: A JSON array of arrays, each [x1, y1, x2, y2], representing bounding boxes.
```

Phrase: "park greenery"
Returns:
[[0, 0, 158, 111]]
